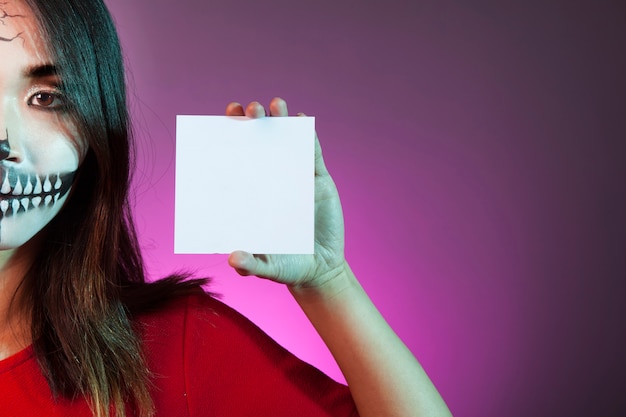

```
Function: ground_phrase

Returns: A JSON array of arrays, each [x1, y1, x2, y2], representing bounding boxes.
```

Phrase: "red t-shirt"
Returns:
[[0, 292, 358, 416]]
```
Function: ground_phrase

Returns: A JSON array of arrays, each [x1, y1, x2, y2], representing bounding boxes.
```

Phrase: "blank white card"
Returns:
[[175, 116, 315, 254]]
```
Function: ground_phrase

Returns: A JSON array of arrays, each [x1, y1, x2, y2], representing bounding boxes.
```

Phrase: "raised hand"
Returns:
[[225, 97, 347, 289], [224, 98, 452, 417]]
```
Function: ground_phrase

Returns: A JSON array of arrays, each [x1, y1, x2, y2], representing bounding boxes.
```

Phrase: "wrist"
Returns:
[[288, 261, 357, 303]]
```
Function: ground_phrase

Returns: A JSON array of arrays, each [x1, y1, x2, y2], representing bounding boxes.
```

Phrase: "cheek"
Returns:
[[13, 113, 84, 173], [26, 134, 82, 173]]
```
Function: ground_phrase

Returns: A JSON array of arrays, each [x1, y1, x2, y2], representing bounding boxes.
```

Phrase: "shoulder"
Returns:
[[135, 289, 238, 338], [135, 290, 358, 416], [136, 290, 276, 355], [135, 290, 263, 381], [136, 290, 313, 380]]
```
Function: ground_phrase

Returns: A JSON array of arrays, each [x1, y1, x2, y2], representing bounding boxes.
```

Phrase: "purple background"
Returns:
[[104, 0, 625, 415]]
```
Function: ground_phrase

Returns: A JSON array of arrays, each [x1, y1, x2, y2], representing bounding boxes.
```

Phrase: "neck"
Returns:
[[0, 236, 40, 360]]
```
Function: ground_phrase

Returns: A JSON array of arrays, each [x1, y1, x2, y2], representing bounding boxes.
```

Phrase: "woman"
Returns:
[[0, 0, 452, 416]]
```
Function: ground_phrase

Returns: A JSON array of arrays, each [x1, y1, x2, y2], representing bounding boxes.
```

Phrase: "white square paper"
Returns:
[[175, 116, 315, 254]]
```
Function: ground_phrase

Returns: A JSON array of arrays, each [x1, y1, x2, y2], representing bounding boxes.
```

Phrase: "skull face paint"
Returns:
[[0, 1, 84, 249]]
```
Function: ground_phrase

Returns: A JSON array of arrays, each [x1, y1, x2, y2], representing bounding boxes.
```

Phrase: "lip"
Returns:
[[0, 169, 75, 218]]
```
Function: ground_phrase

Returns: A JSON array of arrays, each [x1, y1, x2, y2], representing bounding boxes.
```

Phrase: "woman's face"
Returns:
[[0, 1, 84, 250]]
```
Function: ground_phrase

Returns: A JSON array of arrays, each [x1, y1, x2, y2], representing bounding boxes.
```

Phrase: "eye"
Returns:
[[28, 91, 66, 109]]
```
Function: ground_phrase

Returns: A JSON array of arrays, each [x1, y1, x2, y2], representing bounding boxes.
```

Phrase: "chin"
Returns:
[[0, 194, 69, 250]]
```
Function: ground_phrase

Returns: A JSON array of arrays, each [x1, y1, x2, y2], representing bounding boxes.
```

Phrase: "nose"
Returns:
[[0, 129, 10, 160], [0, 129, 11, 161]]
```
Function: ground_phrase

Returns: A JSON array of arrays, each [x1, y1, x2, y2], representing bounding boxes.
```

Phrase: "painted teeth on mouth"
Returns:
[[0, 192, 62, 216], [34, 175, 42, 194], [0, 172, 68, 196], [23, 179, 33, 194], [43, 175, 52, 193], [12, 177, 23, 195], [0, 170, 75, 219], [1, 175, 9, 194]]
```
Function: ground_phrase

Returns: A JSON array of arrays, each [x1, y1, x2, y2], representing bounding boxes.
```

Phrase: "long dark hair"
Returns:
[[20, 1, 205, 416]]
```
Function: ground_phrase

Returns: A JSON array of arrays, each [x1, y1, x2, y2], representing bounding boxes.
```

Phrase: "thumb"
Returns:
[[228, 250, 273, 278]]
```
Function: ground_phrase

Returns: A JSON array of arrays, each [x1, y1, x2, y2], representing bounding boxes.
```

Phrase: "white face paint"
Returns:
[[0, 1, 84, 250]]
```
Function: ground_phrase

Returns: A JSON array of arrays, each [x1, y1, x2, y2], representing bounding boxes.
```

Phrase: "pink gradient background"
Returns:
[[105, 0, 625, 415]]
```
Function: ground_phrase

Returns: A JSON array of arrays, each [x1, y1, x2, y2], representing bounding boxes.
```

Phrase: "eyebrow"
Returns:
[[23, 63, 58, 79]]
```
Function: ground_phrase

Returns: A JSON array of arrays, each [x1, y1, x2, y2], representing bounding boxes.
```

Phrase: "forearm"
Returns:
[[289, 263, 452, 417]]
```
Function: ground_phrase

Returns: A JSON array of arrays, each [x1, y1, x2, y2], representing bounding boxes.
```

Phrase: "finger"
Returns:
[[269, 97, 288, 117], [228, 251, 253, 276], [225, 102, 245, 116], [313, 132, 329, 177], [297, 112, 329, 177], [228, 251, 274, 279], [245, 101, 266, 118]]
